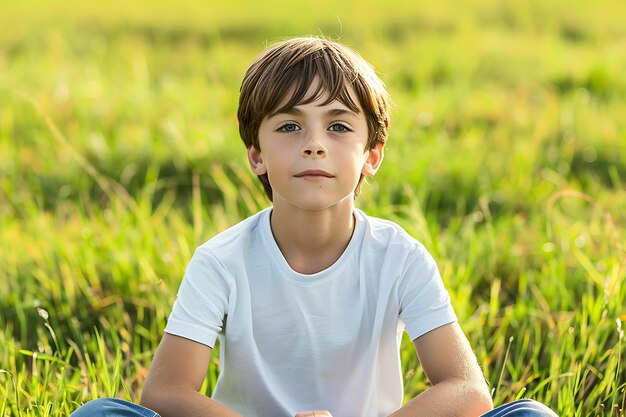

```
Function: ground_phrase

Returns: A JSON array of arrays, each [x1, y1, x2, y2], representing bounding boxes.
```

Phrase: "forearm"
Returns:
[[140, 387, 243, 417], [388, 377, 493, 417]]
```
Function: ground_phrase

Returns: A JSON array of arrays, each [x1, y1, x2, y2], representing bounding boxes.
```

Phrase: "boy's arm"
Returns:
[[388, 322, 493, 417], [140, 333, 243, 417]]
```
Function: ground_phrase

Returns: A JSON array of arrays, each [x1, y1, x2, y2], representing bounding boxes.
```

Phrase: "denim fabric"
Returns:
[[70, 397, 557, 417], [481, 399, 559, 417], [69, 398, 160, 417]]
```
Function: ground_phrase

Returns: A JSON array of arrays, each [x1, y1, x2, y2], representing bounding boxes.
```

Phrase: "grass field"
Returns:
[[1, 0, 625, 416]]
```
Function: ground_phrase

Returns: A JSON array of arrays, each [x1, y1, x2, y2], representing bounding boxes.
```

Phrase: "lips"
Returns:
[[294, 170, 334, 178]]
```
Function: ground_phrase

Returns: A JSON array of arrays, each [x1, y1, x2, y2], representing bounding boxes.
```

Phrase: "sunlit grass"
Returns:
[[1, 0, 625, 416]]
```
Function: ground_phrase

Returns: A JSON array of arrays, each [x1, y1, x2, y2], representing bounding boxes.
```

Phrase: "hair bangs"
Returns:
[[269, 50, 361, 117]]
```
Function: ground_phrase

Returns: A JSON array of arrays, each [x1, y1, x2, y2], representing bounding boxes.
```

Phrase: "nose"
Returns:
[[301, 133, 327, 158]]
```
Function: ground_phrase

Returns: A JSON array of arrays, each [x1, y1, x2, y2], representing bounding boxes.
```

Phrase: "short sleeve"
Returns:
[[398, 244, 457, 340], [164, 248, 232, 348]]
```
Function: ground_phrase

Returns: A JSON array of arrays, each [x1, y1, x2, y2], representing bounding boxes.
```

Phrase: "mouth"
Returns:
[[294, 170, 334, 179]]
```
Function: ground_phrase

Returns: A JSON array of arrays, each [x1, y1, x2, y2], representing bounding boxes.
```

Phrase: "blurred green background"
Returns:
[[1, 1, 625, 416]]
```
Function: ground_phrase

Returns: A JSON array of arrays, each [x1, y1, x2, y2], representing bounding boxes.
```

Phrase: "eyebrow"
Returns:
[[268, 107, 360, 119]]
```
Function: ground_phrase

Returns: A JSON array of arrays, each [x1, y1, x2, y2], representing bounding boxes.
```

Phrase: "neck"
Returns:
[[269, 200, 356, 275]]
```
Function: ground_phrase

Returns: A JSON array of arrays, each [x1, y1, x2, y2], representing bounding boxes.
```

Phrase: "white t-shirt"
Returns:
[[165, 208, 457, 417]]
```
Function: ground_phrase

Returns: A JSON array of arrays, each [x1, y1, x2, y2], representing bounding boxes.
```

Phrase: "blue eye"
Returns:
[[278, 123, 300, 132], [329, 123, 350, 132]]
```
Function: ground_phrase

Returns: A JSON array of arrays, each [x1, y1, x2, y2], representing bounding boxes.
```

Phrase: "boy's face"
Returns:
[[248, 79, 383, 212]]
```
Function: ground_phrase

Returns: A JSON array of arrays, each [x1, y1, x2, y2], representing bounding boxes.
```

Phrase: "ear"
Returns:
[[247, 146, 267, 175], [361, 142, 384, 176]]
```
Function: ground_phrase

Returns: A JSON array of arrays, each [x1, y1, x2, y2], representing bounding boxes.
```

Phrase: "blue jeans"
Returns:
[[70, 398, 558, 416], [70, 398, 159, 417]]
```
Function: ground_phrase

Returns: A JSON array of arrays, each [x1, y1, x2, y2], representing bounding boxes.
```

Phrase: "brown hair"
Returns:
[[237, 36, 391, 201]]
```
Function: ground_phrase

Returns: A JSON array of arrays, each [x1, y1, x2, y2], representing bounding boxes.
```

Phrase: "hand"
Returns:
[[294, 410, 333, 417]]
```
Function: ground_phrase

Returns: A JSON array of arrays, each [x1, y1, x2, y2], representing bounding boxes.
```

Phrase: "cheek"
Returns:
[[353, 150, 370, 167], [264, 154, 290, 177]]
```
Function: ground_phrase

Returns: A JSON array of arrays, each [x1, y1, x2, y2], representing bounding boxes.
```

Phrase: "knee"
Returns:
[[518, 399, 558, 416], [70, 398, 118, 416], [70, 398, 140, 416], [491, 399, 558, 417]]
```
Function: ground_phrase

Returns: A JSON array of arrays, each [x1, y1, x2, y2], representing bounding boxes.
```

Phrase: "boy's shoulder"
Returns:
[[197, 208, 270, 253], [357, 208, 429, 255]]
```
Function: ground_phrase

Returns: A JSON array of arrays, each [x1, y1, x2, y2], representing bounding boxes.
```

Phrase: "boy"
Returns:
[[71, 37, 557, 417]]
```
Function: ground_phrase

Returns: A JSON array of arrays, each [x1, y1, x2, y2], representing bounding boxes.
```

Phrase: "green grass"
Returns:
[[1, 0, 625, 416]]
